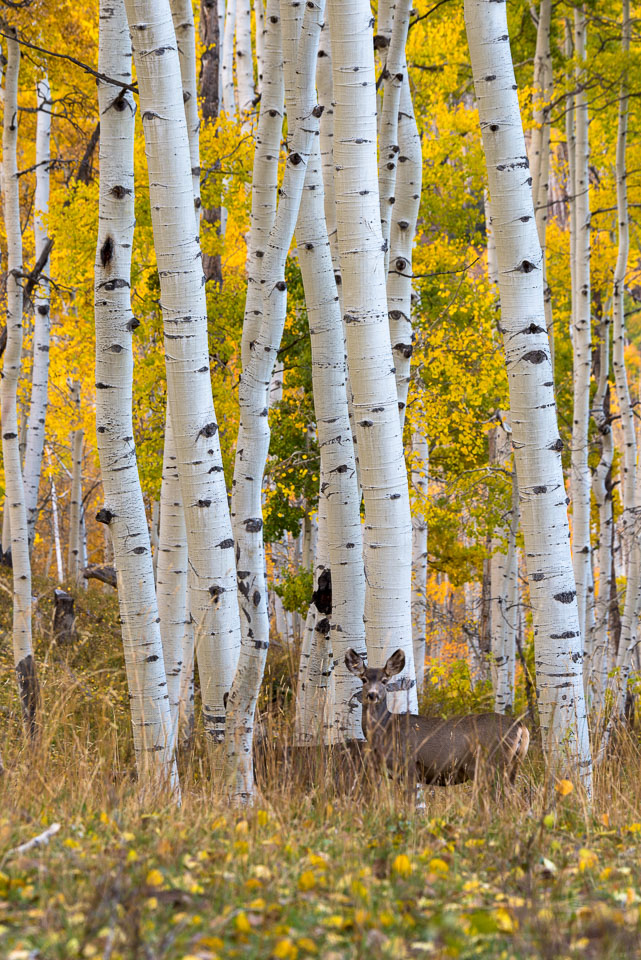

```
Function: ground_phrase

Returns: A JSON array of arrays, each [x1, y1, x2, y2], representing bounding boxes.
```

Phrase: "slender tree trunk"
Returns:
[[464, 0, 592, 787], [327, 0, 417, 713], [1, 28, 37, 736], [611, 0, 637, 718], [200, 0, 224, 286], [125, 0, 243, 750], [95, 0, 177, 789], [222, 0, 237, 115], [67, 382, 83, 587], [24, 76, 52, 549], [254, 0, 265, 93], [411, 432, 428, 696], [297, 132, 366, 740], [570, 6, 592, 648], [489, 414, 514, 710], [235, 0, 255, 112], [226, 0, 324, 801]]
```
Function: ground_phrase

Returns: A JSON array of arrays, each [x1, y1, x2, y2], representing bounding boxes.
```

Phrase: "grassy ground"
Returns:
[[1, 584, 641, 960]]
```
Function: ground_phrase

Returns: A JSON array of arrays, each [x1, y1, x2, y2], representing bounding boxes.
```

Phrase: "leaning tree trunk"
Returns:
[[95, 0, 177, 789], [125, 0, 243, 751], [23, 76, 52, 549], [225, 0, 324, 802], [327, 0, 417, 712], [464, 0, 592, 788], [570, 6, 592, 651], [1, 28, 38, 736]]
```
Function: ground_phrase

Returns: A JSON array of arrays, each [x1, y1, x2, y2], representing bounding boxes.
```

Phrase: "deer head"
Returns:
[[344, 648, 406, 705]]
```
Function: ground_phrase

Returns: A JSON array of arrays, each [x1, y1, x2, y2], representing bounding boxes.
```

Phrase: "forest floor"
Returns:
[[1, 583, 641, 960]]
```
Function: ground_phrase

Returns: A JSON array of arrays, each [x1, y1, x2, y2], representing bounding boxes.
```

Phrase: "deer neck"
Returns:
[[362, 698, 392, 750]]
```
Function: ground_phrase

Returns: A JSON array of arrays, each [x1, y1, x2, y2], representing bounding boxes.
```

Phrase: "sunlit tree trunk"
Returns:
[[68, 423, 84, 588], [236, 0, 255, 112], [570, 7, 592, 649], [1, 28, 37, 736], [222, 0, 237, 115], [327, 0, 417, 713], [410, 432, 428, 696], [200, 0, 224, 286], [24, 76, 52, 549], [95, 0, 177, 788], [297, 134, 366, 740], [611, 0, 638, 719], [465, 0, 592, 788], [226, 0, 324, 801], [254, 0, 265, 93], [388, 75, 422, 426], [125, 0, 242, 750]]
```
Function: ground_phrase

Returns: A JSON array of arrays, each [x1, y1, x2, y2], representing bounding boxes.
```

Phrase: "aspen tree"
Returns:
[[125, 0, 242, 749], [297, 134, 366, 741], [226, 0, 325, 800], [23, 77, 52, 548], [411, 432, 428, 696], [236, 0, 255, 112], [254, 0, 265, 92], [465, 0, 592, 786], [327, 0, 417, 712], [67, 382, 83, 586], [222, 0, 236, 115], [388, 75, 421, 425], [489, 415, 517, 712], [95, 0, 177, 787], [570, 7, 592, 647], [611, 0, 638, 718], [1, 27, 37, 735]]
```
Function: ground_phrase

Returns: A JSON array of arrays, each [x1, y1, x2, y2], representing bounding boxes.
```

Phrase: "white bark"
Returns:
[[1, 29, 37, 735], [570, 7, 592, 648], [465, 0, 592, 787], [125, 0, 242, 748], [95, 0, 177, 787], [241, 0, 284, 372], [590, 318, 613, 709], [68, 382, 83, 586], [411, 432, 428, 696], [254, 0, 265, 93], [222, 0, 237, 115], [170, 0, 201, 215], [489, 415, 514, 711], [23, 76, 52, 549], [327, 0, 417, 713], [388, 75, 422, 426], [377, 0, 411, 272], [611, 0, 638, 718], [236, 0, 255, 112], [297, 134, 366, 740], [226, 0, 324, 800]]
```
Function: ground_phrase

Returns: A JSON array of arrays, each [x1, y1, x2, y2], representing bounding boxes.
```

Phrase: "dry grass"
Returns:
[[1, 585, 641, 959]]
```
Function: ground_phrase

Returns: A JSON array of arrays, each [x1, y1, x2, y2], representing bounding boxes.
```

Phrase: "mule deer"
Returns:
[[345, 648, 529, 787]]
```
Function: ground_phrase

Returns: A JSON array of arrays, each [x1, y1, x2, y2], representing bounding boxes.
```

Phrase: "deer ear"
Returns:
[[384, 648, 405, 677], [345, 648, 366, 677]]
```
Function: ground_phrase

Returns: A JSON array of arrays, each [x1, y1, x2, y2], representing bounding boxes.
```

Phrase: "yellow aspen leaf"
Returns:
[[578, 849, 597, 872], [392, 854, 413, 877], [272, 939, 298, 959], [257, 810, 269, 827], [145, 897, 158, 910], [494, 907, 517, 933], [249, 898, 267, 911], [379, 910, 395, 927], [428, 858, 449, 874], [145, 869, 164, 888], [600, 867, 612, 881], [297, 937, 318, 954], [235, 911, 252, 934], [555, 779, 574, 796], [235, 819, 249, 835], [298, 871, 316, 891]]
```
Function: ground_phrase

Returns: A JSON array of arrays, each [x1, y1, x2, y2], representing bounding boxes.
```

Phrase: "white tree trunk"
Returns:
[[489, 415, 513, 710], [464, 0, 592, 787], [68, 382, 83, 587], [236, 0, 255, 112], [23, 76, 52, 549], [411, 432, 428, 696], [95, 0, 177, 788], [570, 7, 592, 648], [388, 75, 422, 426], [327, 0, 417, 713], [254, 0, 265, 93], [297, 134, 366, 740], [377, 0, 411, 272], [226, 0, 324, 801], [170, 0, 201, 214], [611, 0, 638, 718], [240, 0, 284, 372], [222, 0, 237, 115], [1, 29, 37, 735], [125, 0, 243, 749]]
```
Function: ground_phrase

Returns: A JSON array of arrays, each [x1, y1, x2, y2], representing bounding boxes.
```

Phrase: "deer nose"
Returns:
[[367, 690, 379, 701]]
